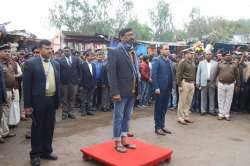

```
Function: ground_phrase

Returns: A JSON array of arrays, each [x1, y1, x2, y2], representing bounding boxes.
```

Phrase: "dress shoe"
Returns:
[[218, 116, 224, 120], [62, 113, 68, 120], [81, 111, 87, 116], [209, 112, 217, 116], [102, 108, 109, 112], [87, 111, 95, 116], [30, 157, 40, 166], [225, 117, 231, 121], [200, 112, 207, 116], [178, 120, 188, 125], [25, 134, 31, 139], [68, 113, 76, 119], [161, 128, 172, 134], [155, 129, 166, 136], [0, 137, 5, 143], [184, 119, 194, 123], [41, 153, 58, 160], [4, 132, 16, 138]]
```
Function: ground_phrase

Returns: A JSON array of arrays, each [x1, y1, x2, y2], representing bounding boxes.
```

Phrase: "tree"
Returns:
[[114, 0, 134, 32], [49, 0, 136, 36], [149, 0, 174, 41], [126, 19, 153, 41]]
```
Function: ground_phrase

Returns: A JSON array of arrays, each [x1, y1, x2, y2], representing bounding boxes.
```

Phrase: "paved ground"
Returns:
[[1, 107, 250, 166]]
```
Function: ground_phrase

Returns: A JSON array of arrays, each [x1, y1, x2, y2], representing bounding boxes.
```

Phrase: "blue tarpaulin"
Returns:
[[135, 44, 147, 57]]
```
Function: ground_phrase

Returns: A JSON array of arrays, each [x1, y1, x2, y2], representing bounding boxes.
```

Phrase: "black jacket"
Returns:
[[80, 62, 96, 90], [58, 56, 81, 85], [23, 57, 61, 109]]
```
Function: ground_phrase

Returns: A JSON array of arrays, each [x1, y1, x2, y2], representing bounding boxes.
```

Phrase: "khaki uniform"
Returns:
[[216, 61, 240, 118], [176, 59, 195, 121]]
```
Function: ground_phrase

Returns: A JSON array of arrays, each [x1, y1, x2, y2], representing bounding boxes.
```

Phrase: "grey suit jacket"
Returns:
[[196, 60, 218, 87], [107, 45, 139, 97]]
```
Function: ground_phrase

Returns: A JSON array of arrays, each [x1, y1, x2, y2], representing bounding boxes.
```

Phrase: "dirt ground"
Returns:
[[1, 107, 250, 166]]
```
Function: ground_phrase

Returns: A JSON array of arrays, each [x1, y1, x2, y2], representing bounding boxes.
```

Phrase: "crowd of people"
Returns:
[[1, 26, 250, 165]]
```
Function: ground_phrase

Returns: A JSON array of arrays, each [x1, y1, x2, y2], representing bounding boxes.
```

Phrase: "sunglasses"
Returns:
[[33, 51, 39, 54]]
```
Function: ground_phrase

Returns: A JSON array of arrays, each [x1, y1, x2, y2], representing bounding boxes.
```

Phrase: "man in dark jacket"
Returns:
[[58, 46, 81, 120], [152, 44, 173, 136], [107, 28, 139, 153], [79, 51, 96, 116], [23, 40, 60, 166]]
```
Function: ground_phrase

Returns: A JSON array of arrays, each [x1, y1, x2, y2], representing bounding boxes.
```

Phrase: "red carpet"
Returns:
[[80, 138, 173, 166]]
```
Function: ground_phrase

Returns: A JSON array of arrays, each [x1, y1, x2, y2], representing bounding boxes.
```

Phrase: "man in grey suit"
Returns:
[[196, 51, 218, 115], [107, 28, 139, 153]]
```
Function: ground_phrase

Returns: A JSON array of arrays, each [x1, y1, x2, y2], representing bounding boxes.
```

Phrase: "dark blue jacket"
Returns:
[[152, 56, 173, 92], [23, 57, 61, 109], [80, 62, 96, 90], [0, 63, 6, 105], [58, 56, 81, 85]]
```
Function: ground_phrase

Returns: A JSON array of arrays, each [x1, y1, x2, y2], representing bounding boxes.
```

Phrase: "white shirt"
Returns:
[[65, 56, 72, 66], [206, 61, 211, 80], [87, 61, 93, 75]]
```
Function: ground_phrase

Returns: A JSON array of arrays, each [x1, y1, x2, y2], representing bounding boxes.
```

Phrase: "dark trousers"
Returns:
[[61, 83, 77, 114], [101, 87, 110, 109], [231, 90, 241, 112], [30, 96, 56, 159], [80, 87, 95, 112], [93, 83, 102, 109], [191, 88, 201, 112], [240, 85, 250, 112], [154, 89, 170, 130]]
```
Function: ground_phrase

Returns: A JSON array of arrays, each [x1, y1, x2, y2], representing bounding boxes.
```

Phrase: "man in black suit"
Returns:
[[23, 40, 60, 166], [79, 51, 96, 116], [107, 28, 140, 153], [58, 46, 81, 120]]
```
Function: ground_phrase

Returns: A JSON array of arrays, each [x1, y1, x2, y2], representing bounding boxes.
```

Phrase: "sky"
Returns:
[[1, 0, 250, 39]]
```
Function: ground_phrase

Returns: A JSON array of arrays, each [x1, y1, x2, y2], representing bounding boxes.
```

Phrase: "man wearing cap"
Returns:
[[176, 48, 196, 125], [215, 52, 240, 121], [196, 50, 218, 116], [107, 28, 139, 153], [152, 44, 173, 135], [0, 44, 16, 142]]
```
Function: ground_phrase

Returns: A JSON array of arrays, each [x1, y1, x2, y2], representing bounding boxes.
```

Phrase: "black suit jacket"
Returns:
[[0, 63, 6, 105], [80, 62, 96, 90], [23, 57, 61, 109], [58, 55, 81, 85], [100, 63, 109, 87], [107, 45, 139, 97]]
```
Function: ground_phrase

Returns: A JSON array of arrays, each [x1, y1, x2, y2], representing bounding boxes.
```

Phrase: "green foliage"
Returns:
[[149, 0, 174, 41], [126, 19, 153, 41], [49, 1, 250, 43]]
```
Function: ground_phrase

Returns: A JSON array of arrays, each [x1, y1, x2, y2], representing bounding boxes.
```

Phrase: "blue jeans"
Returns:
[[168, 88, 177, 108], [113, 96, 135, 141], [140, 80, 149, 106]]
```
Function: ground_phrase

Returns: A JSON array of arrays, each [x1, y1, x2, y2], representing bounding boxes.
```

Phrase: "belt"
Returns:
[[184, 79, 194, 83]]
